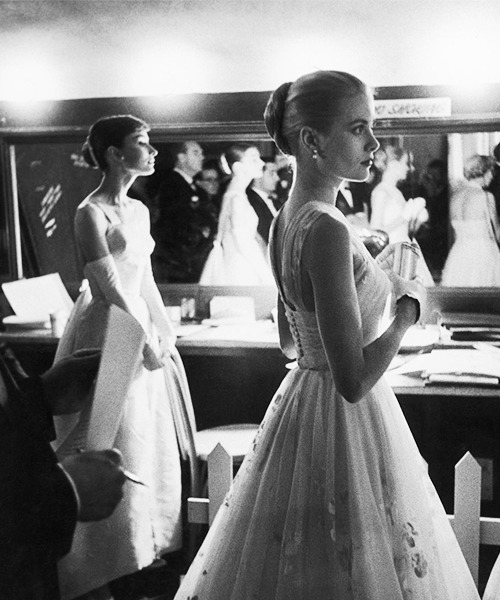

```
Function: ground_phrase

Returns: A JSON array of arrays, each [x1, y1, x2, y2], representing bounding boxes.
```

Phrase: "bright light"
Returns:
[[124, 40, 217, 96], [0, 50, 63, 102]]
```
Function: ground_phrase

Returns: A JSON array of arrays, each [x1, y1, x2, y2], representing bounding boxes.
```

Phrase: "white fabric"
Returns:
[[175, 201, 479, 600], [200, 185, 275, 286], [54, 199, 182, 599]]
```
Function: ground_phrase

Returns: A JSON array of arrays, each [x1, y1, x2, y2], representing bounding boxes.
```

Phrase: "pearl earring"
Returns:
[[312, 149, 318, 160]]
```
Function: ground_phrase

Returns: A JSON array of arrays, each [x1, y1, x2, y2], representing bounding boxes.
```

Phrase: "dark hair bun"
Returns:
[[264, 81, 292, 155], [81, 139, 98, 169]]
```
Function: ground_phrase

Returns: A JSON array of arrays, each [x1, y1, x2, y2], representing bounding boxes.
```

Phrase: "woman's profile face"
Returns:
[[319, 91, 379, 183], [119, 130, 157, 175], [239, 147, 265, 180]]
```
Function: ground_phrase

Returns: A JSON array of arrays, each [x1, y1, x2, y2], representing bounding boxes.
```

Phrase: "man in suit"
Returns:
[[152, 141, 218, 283], [0, 347, 125, 600], [246, 159, 280, 245]]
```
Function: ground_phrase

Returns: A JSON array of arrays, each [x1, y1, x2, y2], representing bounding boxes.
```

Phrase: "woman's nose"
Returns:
[[150, 145, 158, 156], [368, 133, 380, 153]]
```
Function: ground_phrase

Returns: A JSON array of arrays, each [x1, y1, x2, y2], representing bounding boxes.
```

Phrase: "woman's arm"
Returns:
[[304, 214, 419, 403], [74, 203, 134, 315], [277, 295, 296, 359]]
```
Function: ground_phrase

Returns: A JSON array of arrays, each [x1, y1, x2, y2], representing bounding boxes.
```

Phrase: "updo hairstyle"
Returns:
[[463, 154, 495, 181], [221, 142, 257, 174], [82, 114, 149, 171], [264, 70, 369, 156], [375, 143, 408, 172]]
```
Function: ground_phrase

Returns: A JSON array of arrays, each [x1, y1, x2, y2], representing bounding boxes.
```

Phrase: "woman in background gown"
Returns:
[[441, 153, 500, 286], [199, 143, 275, 286], [173, 71, 479, 599], [53, 115, 188, 600]]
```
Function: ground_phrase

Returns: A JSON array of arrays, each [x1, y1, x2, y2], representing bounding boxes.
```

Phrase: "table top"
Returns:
[[1, 322, 500, 397]]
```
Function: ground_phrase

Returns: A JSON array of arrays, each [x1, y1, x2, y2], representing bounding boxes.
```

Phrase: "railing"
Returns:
[[187, 446, 500, 589]]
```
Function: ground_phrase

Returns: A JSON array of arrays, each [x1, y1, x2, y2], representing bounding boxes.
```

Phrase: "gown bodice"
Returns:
[[83, 200, 155, 297], [270, 201, 391, 371], [451, 218, 496, 241]]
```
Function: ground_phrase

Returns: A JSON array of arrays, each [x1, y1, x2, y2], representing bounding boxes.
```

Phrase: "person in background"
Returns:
[[370, 143, 434, 285], [441, 153, 500, 286], [194, 158, 223, 212], [174, 70, 478, 600], [199, 143, 275, 286], [53, 115, 191, 600], [246, 158, 280, 245], [151, 141, 218, 283], [414, 158, 449, 280], [487, 141, 500, 221], [0, 347, 125, 600]]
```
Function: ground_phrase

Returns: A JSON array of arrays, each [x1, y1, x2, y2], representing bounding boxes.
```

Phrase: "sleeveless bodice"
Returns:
[[83, 201, 155, 297], [270, 201, 391, 371]]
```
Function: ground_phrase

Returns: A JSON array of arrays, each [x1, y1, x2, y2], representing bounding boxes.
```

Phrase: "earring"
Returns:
[[312, 149, 318, 160]]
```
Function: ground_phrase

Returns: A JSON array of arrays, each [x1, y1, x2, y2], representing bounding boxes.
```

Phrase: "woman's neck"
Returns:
[[288, 167, 340, 211], [95, 172, 136, 205]]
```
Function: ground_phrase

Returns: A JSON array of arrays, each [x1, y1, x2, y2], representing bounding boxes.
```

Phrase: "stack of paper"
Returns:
[[2, 273, 74, 329], [390, 347, 500, 386]]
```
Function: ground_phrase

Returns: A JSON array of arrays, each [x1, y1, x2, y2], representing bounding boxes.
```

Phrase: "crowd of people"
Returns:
[[5, 69, 500, 600]]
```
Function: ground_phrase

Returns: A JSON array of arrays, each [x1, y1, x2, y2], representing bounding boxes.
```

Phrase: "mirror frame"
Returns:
[[2, 113, 500, 309]]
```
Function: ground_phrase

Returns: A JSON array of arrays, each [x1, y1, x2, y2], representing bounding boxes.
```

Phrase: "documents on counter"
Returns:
[[2, 273, 74, 330], [389, 347, 500, 386]]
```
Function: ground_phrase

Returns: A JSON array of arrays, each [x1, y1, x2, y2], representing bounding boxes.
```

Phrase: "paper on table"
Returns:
[[2, 273, 74, 320], [86, 305, 146, 450], [390, 348, 500, 381]]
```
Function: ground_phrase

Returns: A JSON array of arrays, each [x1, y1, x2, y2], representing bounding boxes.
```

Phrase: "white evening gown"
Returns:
[[199, 186, 275, 286], [441, 217, 500, 286], [174, 201, 479, 600], [370, 182, 435, 286], [53, 201, 182, 599]]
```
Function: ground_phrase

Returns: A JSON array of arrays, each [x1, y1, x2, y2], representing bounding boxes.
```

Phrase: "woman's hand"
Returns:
[[142, 341, 165, 371]]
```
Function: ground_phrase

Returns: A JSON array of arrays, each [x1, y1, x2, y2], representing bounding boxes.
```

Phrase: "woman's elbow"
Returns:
[[336, 378, 365, 404]]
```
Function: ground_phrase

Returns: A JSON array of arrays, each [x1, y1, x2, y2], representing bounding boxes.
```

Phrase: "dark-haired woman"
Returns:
[[199, 143, 275, 286], [174, 72, 478, 599], [54, 115, 185, 600]]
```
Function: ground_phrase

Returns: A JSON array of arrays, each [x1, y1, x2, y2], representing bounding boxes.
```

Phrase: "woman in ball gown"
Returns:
[[53, 115, 188, 600], [370, 144, 435, 285], [441, 153, 500, 286], [199, 143, 276, 286], [173, 71, 479, 599]]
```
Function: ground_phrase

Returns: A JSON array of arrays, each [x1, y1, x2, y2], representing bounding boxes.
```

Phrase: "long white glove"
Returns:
[[140, 262, 177, 357], [84, 255, 163, 370]]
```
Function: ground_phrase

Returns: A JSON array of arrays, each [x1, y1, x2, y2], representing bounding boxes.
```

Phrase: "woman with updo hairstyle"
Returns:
[[54, 114, 189, 600], [441, 153, 500, 286], [199, 141, 275, 285], [174, 72, 478, 600], [369, 143, 435, 284]]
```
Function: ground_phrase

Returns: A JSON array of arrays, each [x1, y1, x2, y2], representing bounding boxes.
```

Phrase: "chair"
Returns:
[[166, 350, 259, 499]]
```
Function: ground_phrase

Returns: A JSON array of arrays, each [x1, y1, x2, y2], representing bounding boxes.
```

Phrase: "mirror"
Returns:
[[142, 126, 500, 287], [4, 117, 500, 290]]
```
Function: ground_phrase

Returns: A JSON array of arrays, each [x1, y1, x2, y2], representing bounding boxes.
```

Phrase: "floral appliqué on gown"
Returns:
[[174, 201, 479, 599]]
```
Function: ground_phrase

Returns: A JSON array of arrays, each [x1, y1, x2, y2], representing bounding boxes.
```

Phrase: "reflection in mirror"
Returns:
[[143, 140, 281, 285], [139, 131, 500, 287]]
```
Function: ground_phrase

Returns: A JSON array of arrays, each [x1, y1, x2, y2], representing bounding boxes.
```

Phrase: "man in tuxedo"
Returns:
[[246, 159, 280, 245], [0, 347, 125, 600], [152, 141, 218, 283]]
